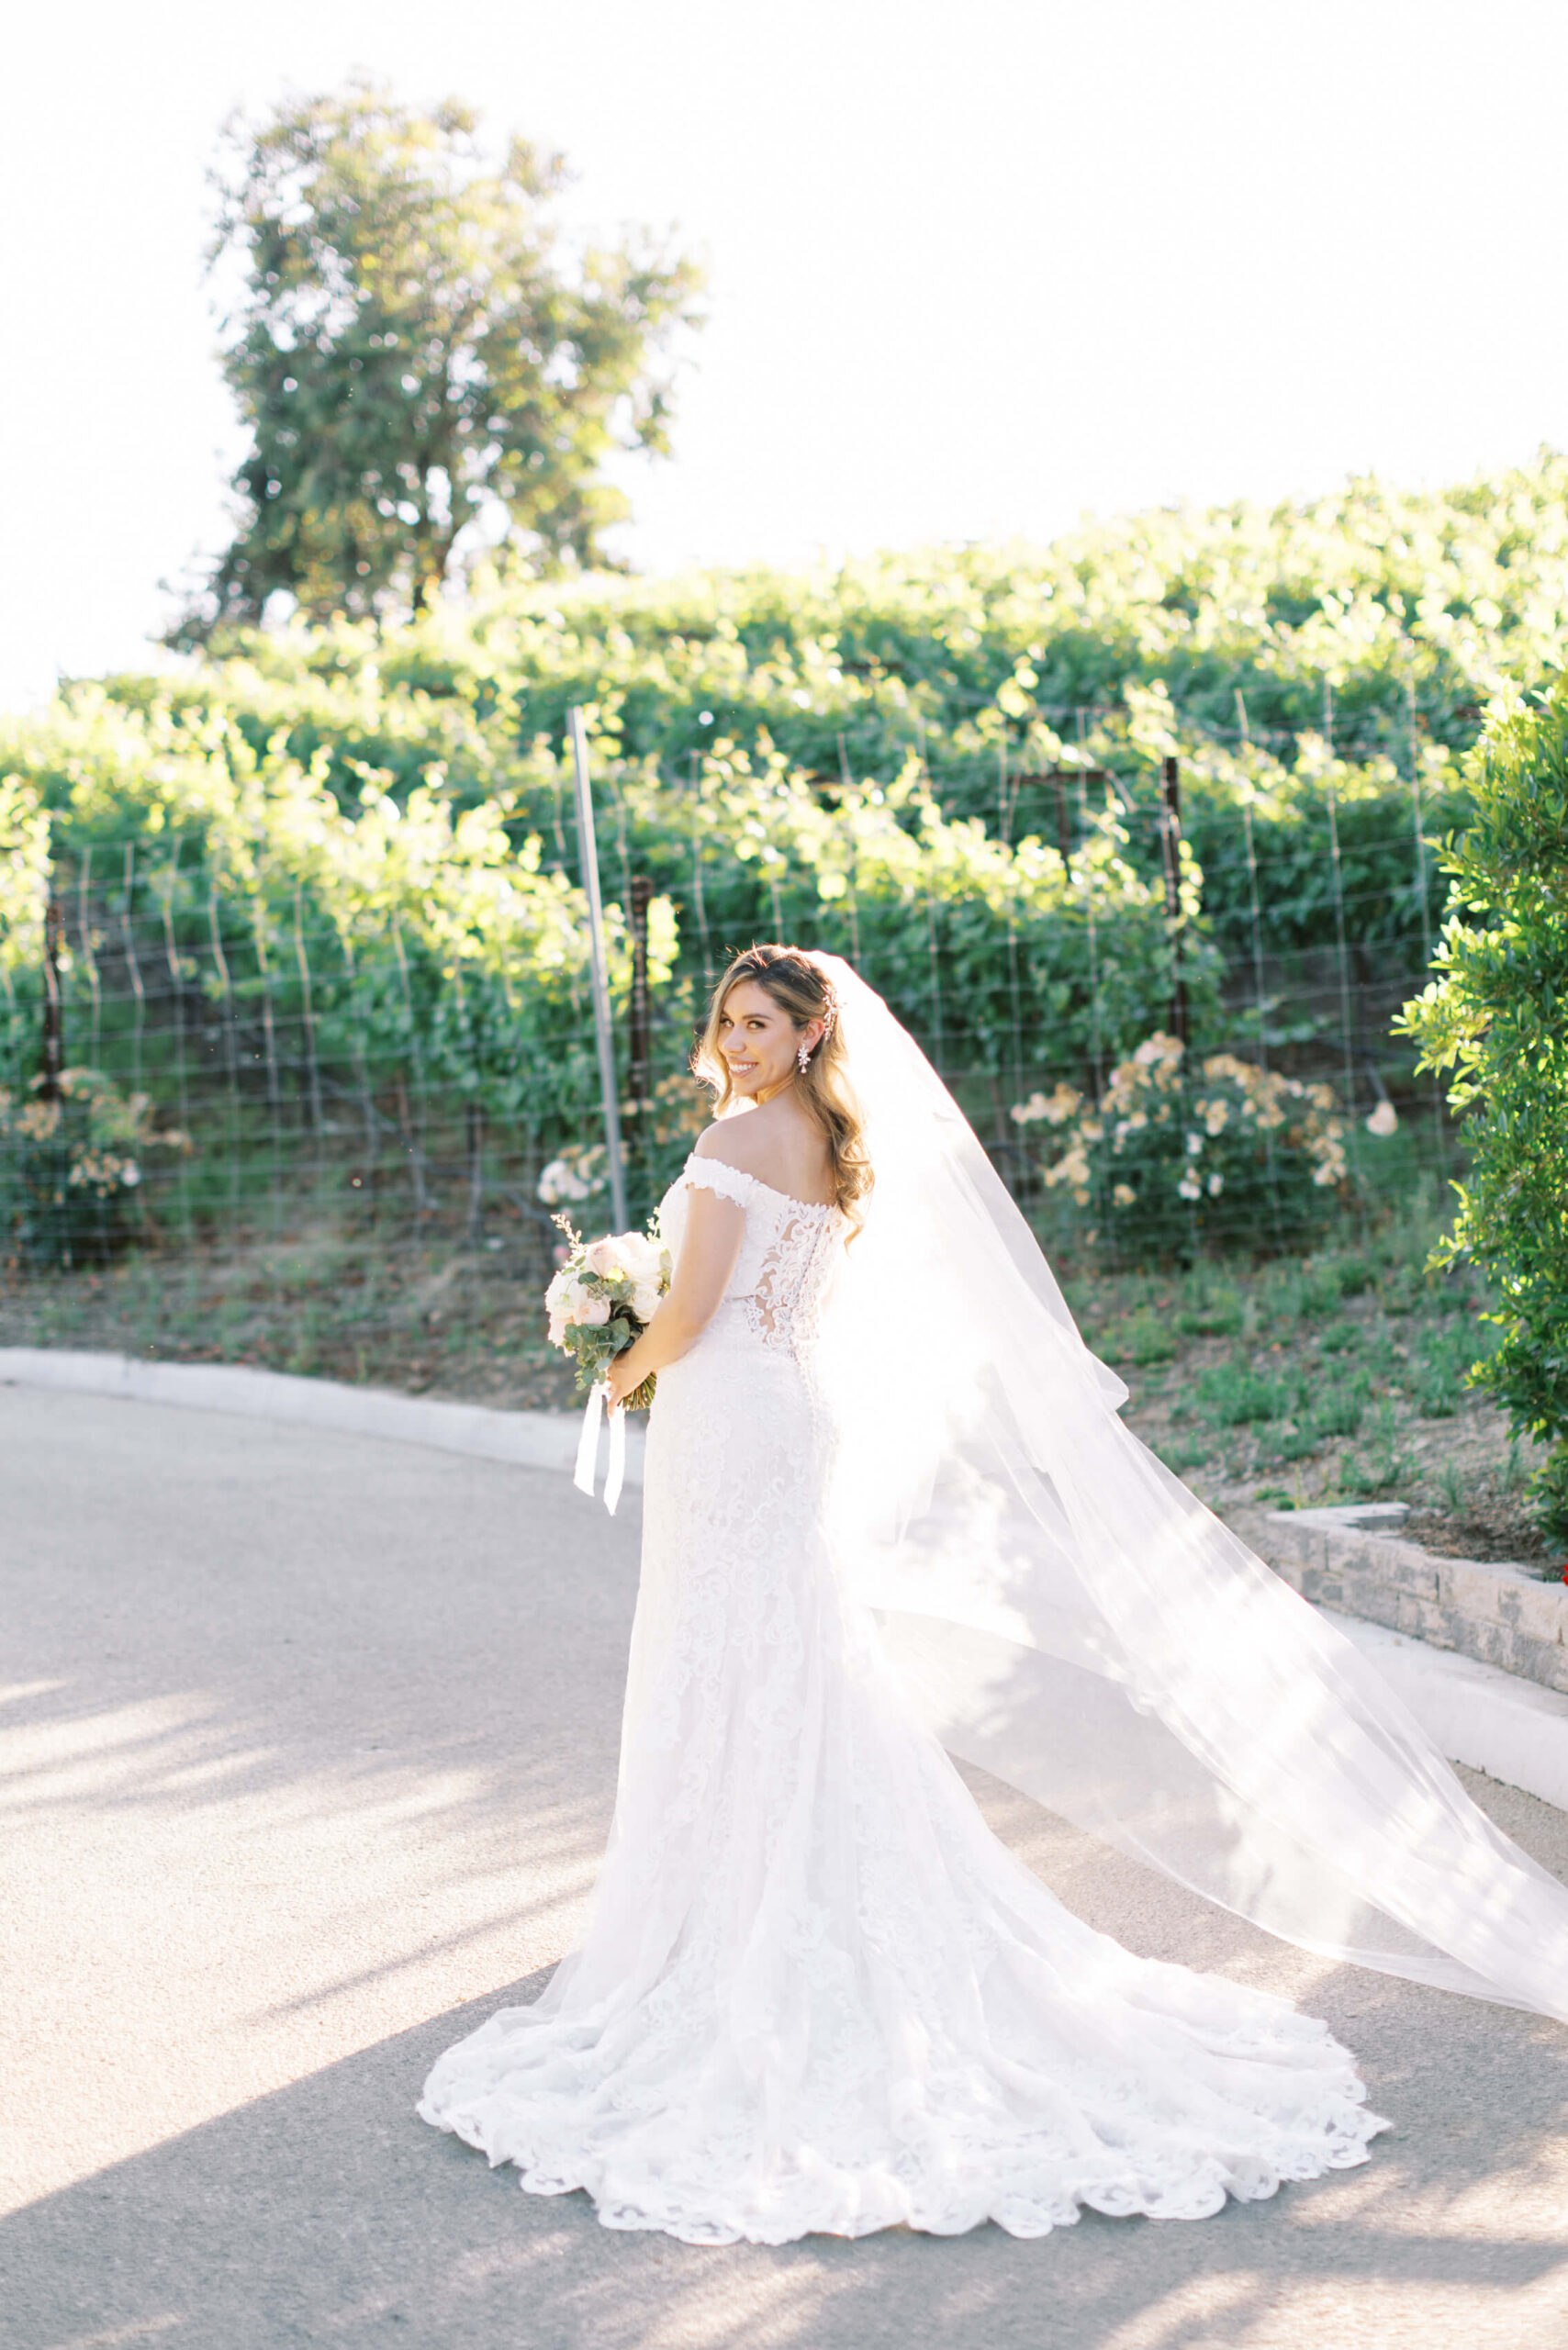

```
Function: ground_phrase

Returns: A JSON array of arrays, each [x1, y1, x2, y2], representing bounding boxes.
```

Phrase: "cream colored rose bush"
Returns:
[[1012, 1034, 1351, 1260], [0, 1067, 191, 1266]]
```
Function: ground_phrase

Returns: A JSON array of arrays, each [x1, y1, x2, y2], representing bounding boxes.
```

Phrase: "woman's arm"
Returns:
[[603, 1186, 744, 1408]]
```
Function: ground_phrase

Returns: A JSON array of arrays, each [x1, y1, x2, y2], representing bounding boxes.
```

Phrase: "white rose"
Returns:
[[619, 1231, 663, 1281], [632, 1280, 663, 1323], [552, 1274, 596, 1323], [577, 1293, 611, 1326], [585, 1237, 627, 1280]]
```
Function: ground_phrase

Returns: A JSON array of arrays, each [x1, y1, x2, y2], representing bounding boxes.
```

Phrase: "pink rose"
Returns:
[[577, 1294, 611, 1326], [585, 1237, 626, 1279]]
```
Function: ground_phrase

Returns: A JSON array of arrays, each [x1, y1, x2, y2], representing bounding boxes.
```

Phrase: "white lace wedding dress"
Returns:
[[418, 1151, 1386, 2244]]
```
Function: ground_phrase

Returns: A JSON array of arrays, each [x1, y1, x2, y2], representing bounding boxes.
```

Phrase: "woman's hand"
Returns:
[[602, 1349, 640, 1412]]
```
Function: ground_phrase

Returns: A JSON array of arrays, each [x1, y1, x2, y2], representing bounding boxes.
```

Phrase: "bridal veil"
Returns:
[[809, 952, 1568, 2022]]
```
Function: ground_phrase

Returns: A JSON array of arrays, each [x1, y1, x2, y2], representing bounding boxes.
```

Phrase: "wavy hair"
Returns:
[[693, 945, 873, 1236]]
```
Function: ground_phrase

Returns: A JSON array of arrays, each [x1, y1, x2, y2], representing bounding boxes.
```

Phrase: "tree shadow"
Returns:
[[6, 1954, 1567, 2350]]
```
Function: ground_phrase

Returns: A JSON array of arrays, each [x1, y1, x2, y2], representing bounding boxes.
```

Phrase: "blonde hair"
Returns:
[[694, 945, 873, 1237]]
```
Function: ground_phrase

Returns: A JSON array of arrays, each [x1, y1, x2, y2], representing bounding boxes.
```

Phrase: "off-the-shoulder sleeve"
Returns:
[[682, 1153, 756, 1209]]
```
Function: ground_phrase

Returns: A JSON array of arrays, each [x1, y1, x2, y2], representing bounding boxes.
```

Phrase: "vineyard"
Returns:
[[5, 454, 1568, 1283]]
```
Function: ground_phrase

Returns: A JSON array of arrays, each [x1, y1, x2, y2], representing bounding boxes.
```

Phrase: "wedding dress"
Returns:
[[420, 957, 1568, 2244]]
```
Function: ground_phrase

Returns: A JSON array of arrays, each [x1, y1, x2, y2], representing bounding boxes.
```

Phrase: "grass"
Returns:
[[0, 1222, 582, 1415], [1060, 1181, 1558, 1569]]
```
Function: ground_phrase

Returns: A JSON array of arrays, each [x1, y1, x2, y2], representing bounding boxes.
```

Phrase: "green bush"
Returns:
[[1309, 1377, 1371, 1439], [1397, 675, 1568, 1543], [1195, 1364, 1294, 1425]]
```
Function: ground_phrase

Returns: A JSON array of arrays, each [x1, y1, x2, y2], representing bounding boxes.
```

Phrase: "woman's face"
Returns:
[[716, 979, 817, 1100]]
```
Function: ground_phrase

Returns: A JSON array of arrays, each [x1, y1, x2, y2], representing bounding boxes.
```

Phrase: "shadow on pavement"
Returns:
[[6, 1956, 1568, 2350]]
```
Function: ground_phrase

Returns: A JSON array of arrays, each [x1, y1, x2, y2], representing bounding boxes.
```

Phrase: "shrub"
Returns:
[[1011, 1032, 1350, 1260], [1397, 675, 1568, 1543], [1310, 1378, 1370, 1439], [0, 1068, 190, 1265], [1105, 1306, 1179, 1366], [1195, 1364, 1294, 1425]]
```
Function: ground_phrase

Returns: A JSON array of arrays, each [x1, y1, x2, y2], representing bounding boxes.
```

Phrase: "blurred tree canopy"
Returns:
[[176, 83, 703, 641]]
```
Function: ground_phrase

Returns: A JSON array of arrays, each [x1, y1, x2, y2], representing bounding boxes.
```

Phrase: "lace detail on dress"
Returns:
[[669, 1153, 843, 1362], [681, 1155, 758, 1212], [741, 1201, 836, 1352]]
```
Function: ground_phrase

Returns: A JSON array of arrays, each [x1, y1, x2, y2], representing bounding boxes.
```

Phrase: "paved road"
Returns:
[[3, 1383, 1566, 2350]]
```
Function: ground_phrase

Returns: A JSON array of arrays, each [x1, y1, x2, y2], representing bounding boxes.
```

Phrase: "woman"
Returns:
[[420, 946, 1568, 2245]]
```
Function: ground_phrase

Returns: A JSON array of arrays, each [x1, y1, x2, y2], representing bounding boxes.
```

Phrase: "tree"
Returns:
[[1396, 676, 1568, 1542], [178, 83, 702, 636]]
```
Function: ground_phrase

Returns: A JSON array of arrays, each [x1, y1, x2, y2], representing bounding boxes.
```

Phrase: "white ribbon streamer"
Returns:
[[573, 1381, 626, 1515]]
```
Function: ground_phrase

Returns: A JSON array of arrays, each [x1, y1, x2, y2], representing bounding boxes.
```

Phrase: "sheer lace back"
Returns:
[[664, 1153, 844, 1360]]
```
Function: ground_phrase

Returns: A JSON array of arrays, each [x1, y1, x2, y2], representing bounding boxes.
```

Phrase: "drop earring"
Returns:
[[796, 1040, 811, 1073]]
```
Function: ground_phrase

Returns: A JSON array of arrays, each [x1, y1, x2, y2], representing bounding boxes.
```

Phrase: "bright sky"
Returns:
[[5, 0, 1566, 708]]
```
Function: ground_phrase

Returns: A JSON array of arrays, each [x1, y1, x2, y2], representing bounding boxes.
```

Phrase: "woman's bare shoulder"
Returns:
[[695, 1107, 833, 1204], [692, 1117, 758, 1169]]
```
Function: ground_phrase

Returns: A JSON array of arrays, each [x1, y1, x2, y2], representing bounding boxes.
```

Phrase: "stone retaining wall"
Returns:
[[1233, 1501, 1568, 1695]]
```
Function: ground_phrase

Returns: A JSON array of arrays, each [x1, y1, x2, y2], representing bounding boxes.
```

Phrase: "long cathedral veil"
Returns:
[[810, 952, 1568, 2021]]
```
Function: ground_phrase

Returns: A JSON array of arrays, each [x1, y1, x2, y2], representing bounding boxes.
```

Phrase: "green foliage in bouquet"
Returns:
[[1012, 1035, 1350, 1263], [0, 1069, 190, 1266], [1396, 676, 1568, 1544]]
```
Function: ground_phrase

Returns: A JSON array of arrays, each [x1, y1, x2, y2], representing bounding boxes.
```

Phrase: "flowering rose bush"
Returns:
[[537, 1145, 608, 1207], [0, 1068, 190, 1267], [1012, 1034, 1351, 1260]]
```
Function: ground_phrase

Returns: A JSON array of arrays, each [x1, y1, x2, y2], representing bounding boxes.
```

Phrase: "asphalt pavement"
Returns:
[[3, 1382, 1566, 2350]]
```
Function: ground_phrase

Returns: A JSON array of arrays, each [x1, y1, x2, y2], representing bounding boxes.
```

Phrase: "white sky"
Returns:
[[4, 0, 1566, 708]]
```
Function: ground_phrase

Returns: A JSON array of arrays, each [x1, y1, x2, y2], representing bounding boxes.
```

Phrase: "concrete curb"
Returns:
[[1248, 1499, 1568, 1694], [0, 1345, 646, 1490], [1325, 1606, 1568, 1814], [1231, 1501, 1568, 1815]]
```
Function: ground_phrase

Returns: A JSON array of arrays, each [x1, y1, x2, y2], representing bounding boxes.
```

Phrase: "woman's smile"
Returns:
[[715, 979, 814, 1096]]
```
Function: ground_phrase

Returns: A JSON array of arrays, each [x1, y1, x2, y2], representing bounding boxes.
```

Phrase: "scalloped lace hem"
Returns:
[[418, 2074, 1388, 2246]]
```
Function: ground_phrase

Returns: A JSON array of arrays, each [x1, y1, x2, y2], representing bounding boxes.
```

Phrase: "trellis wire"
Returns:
[[1235, 692, 1284, 1247], [1320, 681, 1366, 1216], [570, 706, 630, 1235]]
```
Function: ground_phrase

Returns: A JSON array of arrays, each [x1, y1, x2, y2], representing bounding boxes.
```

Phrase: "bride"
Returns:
[[420, 944, 1568, 2244]]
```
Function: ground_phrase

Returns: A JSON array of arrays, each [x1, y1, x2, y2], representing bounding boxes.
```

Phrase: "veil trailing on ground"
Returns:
[[809, 952, 1568, 2022]]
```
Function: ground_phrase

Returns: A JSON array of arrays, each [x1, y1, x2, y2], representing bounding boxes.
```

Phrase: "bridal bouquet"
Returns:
[[545, 1216, 671, 1412]]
